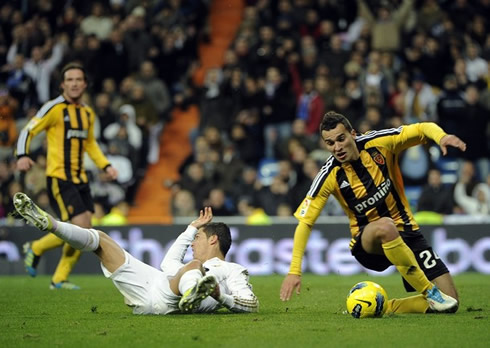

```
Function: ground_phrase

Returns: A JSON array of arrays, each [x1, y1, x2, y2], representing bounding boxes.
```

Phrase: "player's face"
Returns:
[[321, 123, 359, 163], [191, 230, 210, 262], [61, 68, 87, 103]]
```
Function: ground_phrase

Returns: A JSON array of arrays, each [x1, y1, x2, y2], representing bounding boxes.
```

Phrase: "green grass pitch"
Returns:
[[0, 273, 489, 347]]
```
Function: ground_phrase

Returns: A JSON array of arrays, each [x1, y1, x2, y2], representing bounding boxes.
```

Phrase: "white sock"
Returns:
[[178, 269, 203, 295], [53, 221, 100, 251]]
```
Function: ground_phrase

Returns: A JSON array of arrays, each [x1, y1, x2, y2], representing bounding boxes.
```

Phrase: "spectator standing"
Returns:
[[93, 92, 117, 144], [99, 27, 129, 85], [464, 41, 488, 84], [7, 35, 67, 103], [296, 78, 325, 136], [80, 2, 113, 40], [123, 7, 153, 73], [357, 0, 415, 53], [458, 85, 489, 179], [436, 74, 466, 138], [136, 60, 171, 122], [261, 66, 296, 159], [403, 72, 438, 123], [129, 83, 159, 164], [4, 53, 38, 113]]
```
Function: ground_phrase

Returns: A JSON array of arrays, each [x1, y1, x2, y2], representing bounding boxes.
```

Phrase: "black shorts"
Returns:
[[46, 177, 94, 221], [350, 229, 449, 292]]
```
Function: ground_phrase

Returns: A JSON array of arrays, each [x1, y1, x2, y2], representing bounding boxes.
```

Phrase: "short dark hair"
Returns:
[[202, 222, 232, 257], [319, 111, 353, 133], [61, 62, 87, 81]]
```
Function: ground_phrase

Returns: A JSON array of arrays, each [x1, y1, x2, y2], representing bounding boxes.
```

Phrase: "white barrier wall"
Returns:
[[1, 224, 489, 275]]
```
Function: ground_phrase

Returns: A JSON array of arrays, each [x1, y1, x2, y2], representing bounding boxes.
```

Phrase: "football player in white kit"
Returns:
[[13, 192, 259, 315]]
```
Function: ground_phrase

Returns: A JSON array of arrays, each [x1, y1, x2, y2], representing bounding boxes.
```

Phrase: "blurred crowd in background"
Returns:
[[0, 0, 489, 226]]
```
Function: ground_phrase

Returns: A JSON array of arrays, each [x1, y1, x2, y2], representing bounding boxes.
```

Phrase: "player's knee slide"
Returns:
[[81, 228, 100, 251]]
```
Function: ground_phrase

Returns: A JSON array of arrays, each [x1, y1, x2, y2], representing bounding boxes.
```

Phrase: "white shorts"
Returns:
[[101, 250, 180, 315]]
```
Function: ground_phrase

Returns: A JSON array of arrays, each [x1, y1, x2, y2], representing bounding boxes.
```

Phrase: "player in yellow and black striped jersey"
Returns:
[[16, 63, 118, 290], [280, 111, 467, 314]]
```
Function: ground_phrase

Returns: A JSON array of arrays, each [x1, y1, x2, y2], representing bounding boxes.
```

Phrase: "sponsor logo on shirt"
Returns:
[[66, 129, 88, 139], [354, 179, 391, 214]]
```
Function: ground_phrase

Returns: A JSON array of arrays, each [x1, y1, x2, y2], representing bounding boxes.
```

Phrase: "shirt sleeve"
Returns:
[[365, 123, 447, 154], [160, 225, 197, 273], [287, 221, 313, 275], [16, 115, 53, 157], [218, 266, 259, 313], [290, 165, 337, 275]]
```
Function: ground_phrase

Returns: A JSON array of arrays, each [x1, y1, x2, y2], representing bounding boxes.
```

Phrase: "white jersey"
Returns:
[[160, 225, 259, 313]]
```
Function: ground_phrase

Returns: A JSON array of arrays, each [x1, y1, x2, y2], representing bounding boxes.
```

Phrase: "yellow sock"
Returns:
[[382, 236, 432, 294], [386, 295, 429, 314], [52, 244, 81, 283], [32, 233, 64, 256]]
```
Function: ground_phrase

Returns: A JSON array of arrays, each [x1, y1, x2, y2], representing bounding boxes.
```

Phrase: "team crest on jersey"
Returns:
[[371, 151, 385, 165], [299, 199, 310, 217]]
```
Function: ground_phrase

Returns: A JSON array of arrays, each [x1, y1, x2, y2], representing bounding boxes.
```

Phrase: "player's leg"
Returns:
[[362, 218, 432, 293], [386, 272, 459, 314], [432, 273, 458, 300], [386, 295, 429, 314], [24, 234, 64, 277], [50, 211, 88, 288], [361, 218, 458, 312], [23, 178, 69, 277], [48, 180, 94, 289], [13, 192, 125, 271], [94, 231, 126, 272], [168, 259, 217, 312]]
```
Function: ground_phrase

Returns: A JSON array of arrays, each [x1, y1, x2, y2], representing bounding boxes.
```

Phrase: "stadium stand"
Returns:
[[0, 0, 489, 224]]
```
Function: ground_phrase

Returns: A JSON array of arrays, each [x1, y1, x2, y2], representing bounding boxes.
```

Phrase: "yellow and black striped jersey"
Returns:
[[294, 123, 447, 237], [16, 95, 110, 184]]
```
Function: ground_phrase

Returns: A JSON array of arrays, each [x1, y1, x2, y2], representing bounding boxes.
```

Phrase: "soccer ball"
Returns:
[[346, 281, 388, 319]]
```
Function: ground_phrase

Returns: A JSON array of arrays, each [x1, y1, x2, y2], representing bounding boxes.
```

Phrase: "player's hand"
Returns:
[[280, 274, 302, 301], [16, 156, 35, 172], [210, 283, 221, 301], [440, 134, 466, 156], [190, 207, 213, 229], [105, 166, 118, 180]]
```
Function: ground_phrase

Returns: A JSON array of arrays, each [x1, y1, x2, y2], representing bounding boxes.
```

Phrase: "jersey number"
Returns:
[[419, 250, 440, 269]]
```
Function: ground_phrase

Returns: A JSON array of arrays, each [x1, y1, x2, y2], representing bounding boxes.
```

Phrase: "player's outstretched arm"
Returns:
[[439, 134, 466, 156], [280, 274, 302, 301]]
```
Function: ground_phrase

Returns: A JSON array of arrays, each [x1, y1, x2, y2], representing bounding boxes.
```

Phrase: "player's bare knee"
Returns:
[[375, 218, 399, 242]]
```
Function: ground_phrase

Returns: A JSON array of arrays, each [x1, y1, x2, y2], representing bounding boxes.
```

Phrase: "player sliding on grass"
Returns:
[[280, 111, 466, 314], [13, 194, 258, 314]]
